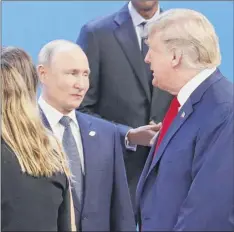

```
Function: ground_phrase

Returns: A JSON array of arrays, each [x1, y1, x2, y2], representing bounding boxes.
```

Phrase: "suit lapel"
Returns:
[[146, 68, 224, 179], [136, 143, 155, 208], [39, 107, 83, 213], [39, 107, 82, 218], [135, 104, 193, 207], [76, 112, 100, 212], [148, 102, 194, 176], [39, 106, 52, 131], [114, 4, 151, 101]]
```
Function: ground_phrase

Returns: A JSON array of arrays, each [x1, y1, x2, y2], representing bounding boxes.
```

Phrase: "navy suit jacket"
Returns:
[[136, 69, 234, 231], [41, 110, 135, 231]]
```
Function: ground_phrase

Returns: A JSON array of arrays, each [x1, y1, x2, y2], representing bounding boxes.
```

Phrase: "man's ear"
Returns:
[[37, 65, 47, 84], [171, 48, 183, 68]]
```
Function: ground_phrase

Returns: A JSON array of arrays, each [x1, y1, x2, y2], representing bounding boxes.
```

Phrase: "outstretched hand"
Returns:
[[127, 122, 162, 147]]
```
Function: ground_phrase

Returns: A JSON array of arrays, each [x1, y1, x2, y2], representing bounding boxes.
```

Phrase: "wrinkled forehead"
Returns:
[[146, 32, 161, 48], [51, 48, 90, 71]]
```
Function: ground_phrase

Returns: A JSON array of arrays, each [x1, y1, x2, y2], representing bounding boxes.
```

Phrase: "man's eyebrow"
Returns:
[[65, 68, 91, 75]]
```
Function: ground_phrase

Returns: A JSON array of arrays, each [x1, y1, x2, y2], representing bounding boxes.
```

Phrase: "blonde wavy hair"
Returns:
[[148, 9, 221, 69], [1, 47, 38, 100], [1, 54, 70, 178], [1, 48, 76, 231]]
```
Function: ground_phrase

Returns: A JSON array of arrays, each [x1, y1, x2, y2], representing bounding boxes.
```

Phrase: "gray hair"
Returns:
[[38, 39, 81, 66]]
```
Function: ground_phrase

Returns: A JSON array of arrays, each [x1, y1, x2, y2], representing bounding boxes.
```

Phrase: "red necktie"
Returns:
[[154, 97, 180, 156]]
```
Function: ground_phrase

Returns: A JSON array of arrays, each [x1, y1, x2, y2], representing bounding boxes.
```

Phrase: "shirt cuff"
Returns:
[[125, 130, 137, 151]]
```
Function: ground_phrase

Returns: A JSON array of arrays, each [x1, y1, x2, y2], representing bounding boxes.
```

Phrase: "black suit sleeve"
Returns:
[[57, 177, 72, 232], [77, 24, 100, 115], [1, 140, 72, 231]]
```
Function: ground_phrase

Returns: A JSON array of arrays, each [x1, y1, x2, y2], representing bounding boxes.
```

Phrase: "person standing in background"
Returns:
[[77, 0, 173, 211]]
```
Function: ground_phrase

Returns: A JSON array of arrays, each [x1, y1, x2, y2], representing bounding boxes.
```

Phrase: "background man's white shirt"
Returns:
[[128, 1, 160, 50]]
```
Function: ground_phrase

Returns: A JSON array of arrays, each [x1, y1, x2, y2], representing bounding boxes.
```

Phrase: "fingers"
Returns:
[[156, 122, 162, 127], [147, 122, 162, 132], [149, 120, 156, 125], [149, 121, 162, 126], [149, 132, 159, 146]]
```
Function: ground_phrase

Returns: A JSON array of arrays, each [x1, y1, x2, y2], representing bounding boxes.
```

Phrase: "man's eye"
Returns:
[[72, 71, 79, 76], [65, 72, 73, 75]]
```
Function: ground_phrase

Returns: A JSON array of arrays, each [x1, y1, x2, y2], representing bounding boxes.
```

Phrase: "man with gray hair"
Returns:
[[36, 39, 161, 231], [136, 9, 234, 231]]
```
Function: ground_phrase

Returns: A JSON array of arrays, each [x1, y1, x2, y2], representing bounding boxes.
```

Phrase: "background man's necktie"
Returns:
[[60, 116, 83, 203], [140, 21, 153, 94], [154, 97, 181, 155]]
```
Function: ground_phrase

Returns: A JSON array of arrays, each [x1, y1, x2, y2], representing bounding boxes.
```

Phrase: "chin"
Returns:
[[152, 78, 158, 88], [153, 81, 166, 92], [72, 100, 83, 109], [141, 1, 157, 10], [133, 0, 157, 11]]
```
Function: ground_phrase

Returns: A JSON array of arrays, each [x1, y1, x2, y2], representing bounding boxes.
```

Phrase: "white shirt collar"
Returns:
[[128, 1, 160, 27], [38, 96, 78, 128], [177, 67, 217, 108]]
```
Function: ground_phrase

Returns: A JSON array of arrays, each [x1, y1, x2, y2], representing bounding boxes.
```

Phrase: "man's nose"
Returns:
[[144, 50, 150, 64], [74, 77, 86, 90]]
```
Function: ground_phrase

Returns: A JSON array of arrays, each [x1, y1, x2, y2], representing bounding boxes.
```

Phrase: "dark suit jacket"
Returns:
[[136, 69, 234, 231], [40, 110, 136, 231], [1, 138, 72, 231], [77, 4, 173, 209]]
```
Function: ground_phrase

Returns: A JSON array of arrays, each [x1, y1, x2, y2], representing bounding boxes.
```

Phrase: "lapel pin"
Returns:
[[181, 112, 186, 118], [89, 131, 96, 136]]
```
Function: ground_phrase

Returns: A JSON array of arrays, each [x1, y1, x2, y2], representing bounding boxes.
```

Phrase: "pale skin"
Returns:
[[144, 33, 202, 95], [37, 43, 161, 147]]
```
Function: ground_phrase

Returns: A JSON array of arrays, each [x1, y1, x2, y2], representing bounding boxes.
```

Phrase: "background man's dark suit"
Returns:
[[77, 4, 172, 209]]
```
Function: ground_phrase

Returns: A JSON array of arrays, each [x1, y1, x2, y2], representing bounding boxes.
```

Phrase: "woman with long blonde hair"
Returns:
[[1, 47, 38, 99], [1, 47, 76, 231]]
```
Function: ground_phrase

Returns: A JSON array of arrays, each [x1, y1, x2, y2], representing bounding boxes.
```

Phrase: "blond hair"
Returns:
[[149, 9, 221, 69], [1, 61, 70, 177], [1, 47, 38, 99], [1, 49, 76, 231]]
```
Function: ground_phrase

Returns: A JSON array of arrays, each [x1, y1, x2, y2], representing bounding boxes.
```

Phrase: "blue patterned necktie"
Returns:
[[59, 116, 83, 203]]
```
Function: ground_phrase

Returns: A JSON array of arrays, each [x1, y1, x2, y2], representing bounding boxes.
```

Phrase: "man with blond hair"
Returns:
[[136, 9, 234, 231]]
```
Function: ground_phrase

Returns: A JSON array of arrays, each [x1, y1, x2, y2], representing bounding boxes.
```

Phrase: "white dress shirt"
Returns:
[[128, 1, 160, 50], [177, 67, 217, 110], [38, 96, 85, 173]]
